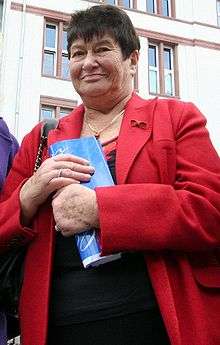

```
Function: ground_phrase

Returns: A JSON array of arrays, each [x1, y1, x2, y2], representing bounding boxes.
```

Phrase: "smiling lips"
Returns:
[[81, 73, 106, 81]]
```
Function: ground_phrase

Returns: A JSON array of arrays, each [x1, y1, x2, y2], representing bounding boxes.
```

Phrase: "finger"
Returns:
[[53, 154, 90, 165], [55, 169, 92, 182], [54, 162, 95, 175]]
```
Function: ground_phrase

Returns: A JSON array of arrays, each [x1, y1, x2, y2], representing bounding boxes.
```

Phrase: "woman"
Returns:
[[0, 117, 19, 345], [0, 5, 220, 345]]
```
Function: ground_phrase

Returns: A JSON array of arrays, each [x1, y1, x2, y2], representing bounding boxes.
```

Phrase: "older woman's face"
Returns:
[[69, 34, 137, 100]]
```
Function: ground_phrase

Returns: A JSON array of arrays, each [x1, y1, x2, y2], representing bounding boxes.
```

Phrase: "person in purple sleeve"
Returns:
[[0, 117, 19, 191], [0, 117, 19, 345]]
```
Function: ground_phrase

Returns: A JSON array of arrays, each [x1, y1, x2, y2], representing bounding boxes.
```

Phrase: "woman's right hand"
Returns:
[[19, 154, 95, 226]]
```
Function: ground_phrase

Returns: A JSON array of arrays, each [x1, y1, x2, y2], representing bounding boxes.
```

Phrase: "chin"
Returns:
[[79, 87, 109, 98]]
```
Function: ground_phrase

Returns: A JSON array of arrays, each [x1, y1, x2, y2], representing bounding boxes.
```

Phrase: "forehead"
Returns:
[[70, 34, 117, 49]]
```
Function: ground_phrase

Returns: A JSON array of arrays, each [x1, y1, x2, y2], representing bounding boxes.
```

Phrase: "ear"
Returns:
[[129, 50, 139, 77]]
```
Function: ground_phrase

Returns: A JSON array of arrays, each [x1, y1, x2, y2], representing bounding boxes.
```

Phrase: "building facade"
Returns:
[[0, 0, 220, 153]]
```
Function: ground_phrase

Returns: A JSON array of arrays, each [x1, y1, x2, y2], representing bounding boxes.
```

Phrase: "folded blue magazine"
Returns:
[[49, 136, 121, 268]]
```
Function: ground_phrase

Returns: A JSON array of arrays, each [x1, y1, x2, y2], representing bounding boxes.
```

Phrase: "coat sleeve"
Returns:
[[96, 101, 220, 253], [0, 119, 18, 187], [0, 123, 42, 251]]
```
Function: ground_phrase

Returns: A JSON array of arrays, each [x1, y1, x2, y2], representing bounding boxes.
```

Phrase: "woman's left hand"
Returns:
[[52, 184, 99, 236]]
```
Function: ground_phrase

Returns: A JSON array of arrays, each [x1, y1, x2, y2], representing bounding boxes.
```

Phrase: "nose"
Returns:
[[82, 51, 99, 71]]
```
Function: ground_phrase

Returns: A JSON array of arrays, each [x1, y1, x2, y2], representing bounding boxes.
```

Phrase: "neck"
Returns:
[[83, 92, 132, 119]]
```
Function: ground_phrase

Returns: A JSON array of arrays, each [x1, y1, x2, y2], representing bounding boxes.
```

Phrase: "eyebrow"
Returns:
[[71, 39, 115, 51]]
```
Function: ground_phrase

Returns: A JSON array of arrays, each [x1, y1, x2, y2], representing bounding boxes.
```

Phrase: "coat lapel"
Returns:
[[116, 94, 157, 184]]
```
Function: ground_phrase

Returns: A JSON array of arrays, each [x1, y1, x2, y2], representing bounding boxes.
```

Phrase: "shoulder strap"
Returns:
[[34, 119, 58, 172]]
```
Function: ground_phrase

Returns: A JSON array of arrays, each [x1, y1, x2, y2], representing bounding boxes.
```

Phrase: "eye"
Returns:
[[96, 46, 111, 54], [71, 50, 85, 58]]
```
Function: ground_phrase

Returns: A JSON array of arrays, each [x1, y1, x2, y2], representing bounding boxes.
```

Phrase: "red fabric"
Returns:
[[0, 95, 220, 345]]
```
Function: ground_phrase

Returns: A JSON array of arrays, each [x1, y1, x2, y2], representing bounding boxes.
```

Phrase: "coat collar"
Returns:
[[47, 94, 157, 184]]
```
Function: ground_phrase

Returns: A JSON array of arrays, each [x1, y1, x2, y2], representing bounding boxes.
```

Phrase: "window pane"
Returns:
[[164, 48, 171, 69], [60, 108, 70, 118], [164, 72, 173, 95], [149, 70, 158, 93], [62, 55, 69, 79], [43, 52, 55, 76], [162, 0, 170, 16], [41, 107, 54, 120], [217, 1, 220, 25], [0, 1, 3, 30], [45, 24, 56, 48], [148, 46, 157, 67], [106, 0, 115, 4], [123, 0, 131, 8], [62, 30, 68, 51], [146, 0, 155, 13]]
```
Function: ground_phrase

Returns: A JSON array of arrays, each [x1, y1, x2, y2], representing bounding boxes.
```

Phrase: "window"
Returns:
[[106, 0, 115, 4], [40, 106, 70, 120], [146, 0, 156, 14], [146, 0, 174, 17], [133, 68, 139, 92], [43, 23, 57, 76], [164, 47, 174, 95], [41, 106, 55, 119], [62, 30, 69, 79], [148, 42, 178, 97], [148, 45, 159, 94], [217, 0, 220, 26], [0, 0, 4, 31], [162, 0, 170, 16], [43, 21, 70, 79], [40, 96, 77, 121], [105, 0, 133, 8]]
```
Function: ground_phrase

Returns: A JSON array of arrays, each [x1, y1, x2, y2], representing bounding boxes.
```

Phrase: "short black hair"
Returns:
[[67, 5, 140, 60]]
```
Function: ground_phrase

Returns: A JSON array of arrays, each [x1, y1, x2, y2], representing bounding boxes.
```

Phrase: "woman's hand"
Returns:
[[52, 184, 99, 237], [20, 154, 95, 225]]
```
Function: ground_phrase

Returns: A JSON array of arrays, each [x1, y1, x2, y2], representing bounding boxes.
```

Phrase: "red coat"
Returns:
[[0, 94, 220, 345]]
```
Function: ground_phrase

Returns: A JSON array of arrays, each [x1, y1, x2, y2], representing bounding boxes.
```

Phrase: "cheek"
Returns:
[[69, 62, 80, 81], [107, 58, 123, 81]]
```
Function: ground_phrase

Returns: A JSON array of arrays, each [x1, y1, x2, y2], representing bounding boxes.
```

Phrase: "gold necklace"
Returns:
[[84, 109, 125, 139]]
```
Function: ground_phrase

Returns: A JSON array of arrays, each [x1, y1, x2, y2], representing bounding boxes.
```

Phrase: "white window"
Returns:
[[146, 0, 173, 17], [148, 42, 176, 96], [40, 105, 71, 120], [40, 106, 55, 120], [43, 23, 57, 76], [40, 97, 77, 121], [106, 0, 133, 8], [61, 30, 69, 79], [164, 46, 174, 96], [106, 0, 115, 4], [146, 0, 157, 14], [42, 21, 70, 79], [0, 0, 4, 31], [217, 0, 220, 26], [148, 45, 159, 94], [162, 0, 171, 16]]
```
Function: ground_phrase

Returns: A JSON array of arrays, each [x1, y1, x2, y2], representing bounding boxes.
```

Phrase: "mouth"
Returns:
[[81, 74, 106, 81]]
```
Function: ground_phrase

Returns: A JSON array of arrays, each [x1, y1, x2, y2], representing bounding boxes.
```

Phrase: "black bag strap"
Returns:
[[34, 118, 58, 172]]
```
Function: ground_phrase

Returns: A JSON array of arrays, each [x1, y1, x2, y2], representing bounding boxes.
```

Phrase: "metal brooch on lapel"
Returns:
[[130, 119, 147, 129]]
